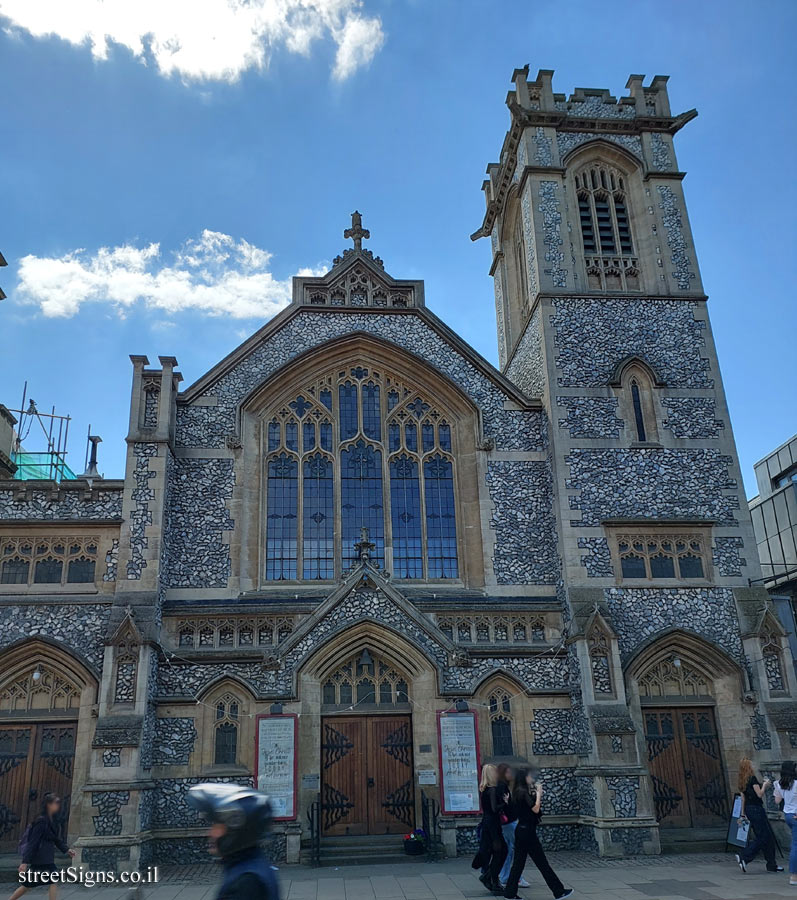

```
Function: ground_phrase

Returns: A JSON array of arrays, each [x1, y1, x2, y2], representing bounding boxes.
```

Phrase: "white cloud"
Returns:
[[0, 0, 384, 82], [15, 230, 326, 319]]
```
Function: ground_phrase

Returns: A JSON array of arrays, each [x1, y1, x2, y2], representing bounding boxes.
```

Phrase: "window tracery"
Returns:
[[264, 367, 458, 582], [637, 659, 710, 698], [761, 629, 786, 693], [488, 688, 514, 757], [174, 616, 299, 650], [0, 537, 99, 586], [615, 532, 708, 582], [0, 665, 81, 713], [588, 623, 613, 696], [321, 649, 409, 709], [436, 614, 547, 645], [213, 693, 240, 765], [575, 161, 640, 291]]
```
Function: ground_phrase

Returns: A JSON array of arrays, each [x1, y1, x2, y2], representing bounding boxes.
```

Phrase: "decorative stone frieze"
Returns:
[[590, 708, 636, 734]]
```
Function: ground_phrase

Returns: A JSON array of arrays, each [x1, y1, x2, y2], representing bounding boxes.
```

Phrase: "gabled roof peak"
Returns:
[[292, 210, 425, 309]]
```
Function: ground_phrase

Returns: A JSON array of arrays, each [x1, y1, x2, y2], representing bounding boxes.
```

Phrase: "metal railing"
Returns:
[[421, 790, 443, 861], [306, 791, 321, 867]]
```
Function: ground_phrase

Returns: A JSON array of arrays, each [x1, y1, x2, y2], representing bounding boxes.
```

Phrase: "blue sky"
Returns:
[[1, 0, 794, 494]]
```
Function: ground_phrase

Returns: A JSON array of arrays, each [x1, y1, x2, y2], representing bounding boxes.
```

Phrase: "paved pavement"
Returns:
[[3, 853, 795, 899]]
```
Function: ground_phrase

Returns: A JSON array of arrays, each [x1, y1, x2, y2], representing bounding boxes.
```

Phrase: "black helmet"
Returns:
[[187, 783, 273, 856]]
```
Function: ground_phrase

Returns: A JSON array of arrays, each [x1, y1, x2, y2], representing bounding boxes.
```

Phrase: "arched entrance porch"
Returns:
[[626, 632, 744, 834], [296, 621, 439, 838], [0, 640, 98, 852]]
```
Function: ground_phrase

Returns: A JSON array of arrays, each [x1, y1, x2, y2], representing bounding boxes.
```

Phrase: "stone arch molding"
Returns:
[[625, 629, 745, 699], [156, 565, 573, 702], [0, 639, 98, 715]]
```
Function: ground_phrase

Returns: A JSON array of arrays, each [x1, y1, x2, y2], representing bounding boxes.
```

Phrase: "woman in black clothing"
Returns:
[[735, 757, 782, 873], [503, 769, 573, 900], [472, 764, 509, 893], [10, 793, 75, 900]]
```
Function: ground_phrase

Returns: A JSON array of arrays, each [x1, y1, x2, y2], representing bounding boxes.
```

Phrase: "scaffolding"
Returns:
[[8, 381, 75, 481]]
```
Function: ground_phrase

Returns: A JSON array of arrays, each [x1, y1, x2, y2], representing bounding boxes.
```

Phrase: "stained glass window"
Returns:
[[303, 454, 333, 580], [424, 455, 458, 578], [390, 455, 422, 578], [264, 367, 459, 581], [265, 454, 298, 580], [341, 442, 384, 569]]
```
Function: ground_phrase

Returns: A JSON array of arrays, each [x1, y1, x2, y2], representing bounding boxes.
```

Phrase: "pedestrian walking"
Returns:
[[8, 793, 75, 900], [775, 760, 797, 887], [471, 763, 509, 893], [503, 769, 573, 900], [495, 764, 531, 891], [187, 783, 279, 900], [734, 757, 782, 873]]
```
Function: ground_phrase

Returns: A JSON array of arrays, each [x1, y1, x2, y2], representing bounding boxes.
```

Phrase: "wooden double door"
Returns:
[[644, 707, 728, 828], [0, 723, 76, 852], [321, 715, 414, 836]]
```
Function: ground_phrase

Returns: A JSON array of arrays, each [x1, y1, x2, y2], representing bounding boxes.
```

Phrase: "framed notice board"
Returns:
[[255, 713, 298, 821], [437, 710, 481, 815]]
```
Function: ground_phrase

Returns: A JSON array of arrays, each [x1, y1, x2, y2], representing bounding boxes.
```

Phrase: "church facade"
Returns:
[[1, 68, 793, 868]]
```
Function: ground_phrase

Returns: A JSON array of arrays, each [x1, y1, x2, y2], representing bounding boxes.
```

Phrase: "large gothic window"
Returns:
[[264, 366, 459, 582]]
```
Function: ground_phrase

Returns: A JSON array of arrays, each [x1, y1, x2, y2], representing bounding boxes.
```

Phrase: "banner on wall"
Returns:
[[437, 710, 481, 815], [255, 714, 298, 820]]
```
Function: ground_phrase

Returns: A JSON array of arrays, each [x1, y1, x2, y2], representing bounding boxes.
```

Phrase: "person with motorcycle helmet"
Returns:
[[186, 783, 279, 900]]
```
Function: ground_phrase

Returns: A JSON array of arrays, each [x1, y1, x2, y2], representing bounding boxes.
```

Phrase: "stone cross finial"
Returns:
[[344, 210, 369, 251], [354, 526, 376, 562]]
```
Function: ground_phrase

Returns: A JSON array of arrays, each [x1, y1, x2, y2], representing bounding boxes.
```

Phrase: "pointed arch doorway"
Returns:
[[0, 643, 96, 852], [629, 636, 735, 830], [319, 647, 414, 836]]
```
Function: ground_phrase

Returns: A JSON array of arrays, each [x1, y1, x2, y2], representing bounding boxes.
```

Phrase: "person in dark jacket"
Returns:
[[9, 793, 75, 900], [187, 783, 279, 900], [735, 756, 782, 873], [471, 764, 509, 894], [503, 769, 573, 900]]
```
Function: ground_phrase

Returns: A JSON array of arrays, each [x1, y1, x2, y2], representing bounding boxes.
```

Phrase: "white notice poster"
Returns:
[[256, 715, 296, 819], [438, 712, 480, 814]]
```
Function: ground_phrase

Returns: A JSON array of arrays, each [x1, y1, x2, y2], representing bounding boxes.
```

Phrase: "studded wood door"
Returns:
[[0, 723, 76, 852], [321, 716, 413, 836], [644, 707, 727, 829]]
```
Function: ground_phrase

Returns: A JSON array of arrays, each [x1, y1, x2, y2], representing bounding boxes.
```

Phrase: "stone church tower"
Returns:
[[0, 69, 792, 868]]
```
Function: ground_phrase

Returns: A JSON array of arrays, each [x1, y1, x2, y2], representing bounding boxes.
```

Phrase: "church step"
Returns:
[[660, 827, 727, 854]]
